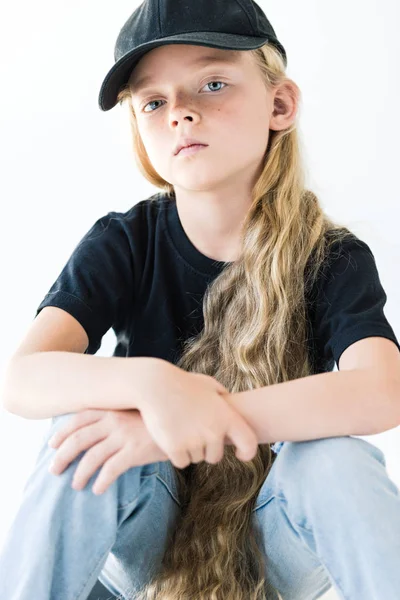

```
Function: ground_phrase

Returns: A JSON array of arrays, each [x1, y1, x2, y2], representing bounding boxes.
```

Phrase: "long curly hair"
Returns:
[[116, 43, 353, 599]]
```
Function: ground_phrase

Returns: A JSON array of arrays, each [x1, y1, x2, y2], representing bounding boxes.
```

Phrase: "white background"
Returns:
[[0, 2, 399, 598]]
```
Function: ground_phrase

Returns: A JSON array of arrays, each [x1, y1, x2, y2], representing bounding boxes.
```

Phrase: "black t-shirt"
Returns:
[[35, 193, 400, 373]]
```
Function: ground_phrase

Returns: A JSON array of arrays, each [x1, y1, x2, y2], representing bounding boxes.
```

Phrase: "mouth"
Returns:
[[176, 144, 208, 156]]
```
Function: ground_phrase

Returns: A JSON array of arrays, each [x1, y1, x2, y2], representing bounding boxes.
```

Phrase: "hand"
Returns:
[[47, 408, 168, 495], [134, 360, 259, 469]]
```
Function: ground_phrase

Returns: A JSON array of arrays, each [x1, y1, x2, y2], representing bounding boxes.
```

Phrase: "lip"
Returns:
[[174, 138, 208, 155], [176, 144, 208, 157]]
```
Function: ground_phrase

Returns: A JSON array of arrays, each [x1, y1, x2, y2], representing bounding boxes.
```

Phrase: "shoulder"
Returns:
[[316, 232, 377, 288], [80, 193, 165, 248]]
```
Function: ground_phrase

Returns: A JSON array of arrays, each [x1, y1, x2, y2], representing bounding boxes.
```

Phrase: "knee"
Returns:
[[274, 436, 386, 497]]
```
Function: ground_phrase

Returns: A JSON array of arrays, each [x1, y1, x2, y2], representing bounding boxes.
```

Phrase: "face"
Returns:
[[129, 44, 274, 194]]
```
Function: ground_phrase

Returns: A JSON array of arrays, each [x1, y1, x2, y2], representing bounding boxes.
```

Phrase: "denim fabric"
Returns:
[[271, 440, 285, 455], [1, 414, 399, 599]]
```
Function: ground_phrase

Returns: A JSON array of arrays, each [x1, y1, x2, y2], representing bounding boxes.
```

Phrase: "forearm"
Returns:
[[225, 369, 397, 445], [2, 352, 161, 420]]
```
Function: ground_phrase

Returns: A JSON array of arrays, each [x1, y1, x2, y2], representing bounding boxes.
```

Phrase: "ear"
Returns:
[[269, 80, 299, 131]]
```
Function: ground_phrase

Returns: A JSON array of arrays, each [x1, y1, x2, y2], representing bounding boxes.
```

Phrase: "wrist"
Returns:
[[127, 356, 164, 410]]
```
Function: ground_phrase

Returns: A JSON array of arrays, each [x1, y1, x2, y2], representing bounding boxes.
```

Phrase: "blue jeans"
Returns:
[[1, 414, 399, 600]]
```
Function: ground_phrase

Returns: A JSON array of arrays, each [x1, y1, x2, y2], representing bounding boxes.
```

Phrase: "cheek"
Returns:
[[217, 106, 267, 157], [138, 127, 170, 162], [214, 100, 258, 138], [234, 102, 270, 150], [193, 109, 243, 154], [136, 120, 156, 146]]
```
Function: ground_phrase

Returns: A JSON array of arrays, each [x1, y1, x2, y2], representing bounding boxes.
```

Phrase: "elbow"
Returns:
[[373, 369, 400, 433], [1, 360, 24, 417], [1, 395, 18, 416], [2, 392, 29, 420], [2, 401, 22, 417], [387, 371, 400, 430]]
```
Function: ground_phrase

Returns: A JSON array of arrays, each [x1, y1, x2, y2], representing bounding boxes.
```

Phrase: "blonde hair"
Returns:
[[116, 43, 352, 599]]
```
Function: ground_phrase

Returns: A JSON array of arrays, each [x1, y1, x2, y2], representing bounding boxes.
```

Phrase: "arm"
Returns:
[[2, 352, 162, 420], [225, 368, 399, 445]]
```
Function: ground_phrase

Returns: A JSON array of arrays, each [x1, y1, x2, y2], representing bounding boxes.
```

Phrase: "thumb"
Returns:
[[227, 410, 259, 461]]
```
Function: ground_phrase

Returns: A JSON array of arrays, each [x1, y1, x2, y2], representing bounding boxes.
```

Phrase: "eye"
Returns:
[[142, 81, 228, 113]]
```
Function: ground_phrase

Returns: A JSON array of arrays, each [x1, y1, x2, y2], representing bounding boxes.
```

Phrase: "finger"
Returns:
[[48, 410, 103, 448], [49, 421, 108, 475], [91, 448, 131, 495], [188, 445, 206, 464], [227, 413, 259, 462], [205, 441, 225, 464], [72, 439, 120, 491], [216, 381, 230, 395], [169, 449, 192, 470]]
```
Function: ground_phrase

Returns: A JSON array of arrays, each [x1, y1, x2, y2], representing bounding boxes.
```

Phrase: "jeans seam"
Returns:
[[276, 491, 319, 558], [117, 496, 140, 511], [277, 491, 313, 534], [277, 491, 348, 600], [116, 472, 159, 511], [74, 542, 115, 600], [155, 473, 182, 507], [116, 472, 181, 511], [252, 494, 275, 513]]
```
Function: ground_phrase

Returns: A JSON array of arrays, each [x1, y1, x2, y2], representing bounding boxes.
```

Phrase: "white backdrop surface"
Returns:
[[0, 2, 399, 599]]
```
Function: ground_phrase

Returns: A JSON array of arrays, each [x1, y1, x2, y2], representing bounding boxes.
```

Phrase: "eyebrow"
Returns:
[[130, 53, 240, 93]]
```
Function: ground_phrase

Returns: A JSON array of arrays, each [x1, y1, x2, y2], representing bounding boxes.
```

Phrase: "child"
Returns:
[[1, 0, 400, 599]]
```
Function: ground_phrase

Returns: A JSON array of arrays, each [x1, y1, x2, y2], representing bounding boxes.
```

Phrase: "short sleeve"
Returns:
[[34, 214, 134, 355], [311, 236, 400, 371]]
